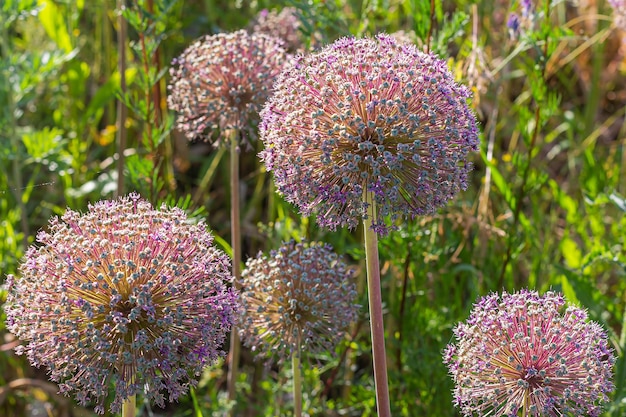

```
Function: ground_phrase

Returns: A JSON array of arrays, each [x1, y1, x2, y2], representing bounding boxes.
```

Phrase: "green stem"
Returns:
[[0, 13, 29, 249], [363, 191, 391, 417], [192, 146, 226, 206], [121, 394, 136, 417], [189, 386, 204, 417], [425, 0, 435, 53], [292, 338, 302, 417], [226, 132, 242, 414], [115, 0, 127, 198]]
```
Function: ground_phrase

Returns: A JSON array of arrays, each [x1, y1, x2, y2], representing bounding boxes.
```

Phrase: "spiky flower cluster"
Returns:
[[167, 29, 287, 147], [443, 290, 615, 417], [249, 7, 305, 53], [259, 34, 479, 234], [4, 194, 239, 414], [238, 240, 359, 363]]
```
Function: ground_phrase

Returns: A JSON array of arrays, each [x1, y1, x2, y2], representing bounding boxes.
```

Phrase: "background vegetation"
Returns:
[[0, 0, 625, 416]]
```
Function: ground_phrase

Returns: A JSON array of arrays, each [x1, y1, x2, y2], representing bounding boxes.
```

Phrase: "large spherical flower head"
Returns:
[[238, 240, 359, 363], [4, 194, 239, 414], [443, 289, 615, 417], [259, 34, 480, 234], [167, 30, 287, 148]]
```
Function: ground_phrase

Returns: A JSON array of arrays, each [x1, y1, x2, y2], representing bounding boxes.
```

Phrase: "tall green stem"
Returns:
[[0, 12, 29, 248], [292, 335, 302, 417], [227, 132, 242, 414], [115, 0, 127, 198], [121, 394, 136, 417], [363, 191, 391, 417]]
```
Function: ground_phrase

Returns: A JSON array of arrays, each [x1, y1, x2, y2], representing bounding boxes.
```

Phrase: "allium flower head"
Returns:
[[4, 194, 239, 414], [249, 7, 305, 53], [443, 289, 615, 417], [238, 240, 359, 363], [259, 34, 479, 234], [167, 29, 287, 147]]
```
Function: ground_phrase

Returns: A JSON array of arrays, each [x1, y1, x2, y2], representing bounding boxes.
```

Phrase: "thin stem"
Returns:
[[147, 0, 162, 128], [138, 26, 156, 202], [292, 336, 302, 417], [146, 0, 174, 193], [192, 146, 226, 206], [227, 132, 242, 415], [426, 0, 436, 53], [0, 14, 29, 248], [363, 191, 391, 417], [189, 386, 204, 417], [116, 0, 128, 198], [396, 243, 412, 370], [121, 394, 136, 417]]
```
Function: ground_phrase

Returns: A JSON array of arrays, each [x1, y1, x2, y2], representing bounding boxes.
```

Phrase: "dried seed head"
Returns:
[[238, 240, 359, 364]]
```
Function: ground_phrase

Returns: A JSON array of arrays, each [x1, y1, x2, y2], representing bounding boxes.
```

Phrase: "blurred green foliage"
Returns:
[[0, 0, 625, 416]]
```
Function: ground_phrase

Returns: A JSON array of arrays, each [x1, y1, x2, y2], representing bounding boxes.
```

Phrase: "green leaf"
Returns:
[[548, 179, 578, 223], [37, 0, 73, 53], [559, 235, 582, 269], [86, 68, 137, 123], [559, 273, 579, 307], [212, 233, 232, 258], [21, 127, 65, 160]]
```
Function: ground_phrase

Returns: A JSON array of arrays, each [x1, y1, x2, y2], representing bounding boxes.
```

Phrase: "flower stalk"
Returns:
[[121, 393, 136, 417], [227, 129, 242, 408], [292, 332, 303, 417], [363, 191, 391, 417]]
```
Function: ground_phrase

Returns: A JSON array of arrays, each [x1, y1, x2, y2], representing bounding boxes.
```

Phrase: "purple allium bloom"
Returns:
[[249, 7, 305, 53], [443, 289, 615, 417], [259, 34, 480, 234], [4, 194, 239, 414], [238, 240, 359, 363], [167, 30, 287, 148]]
